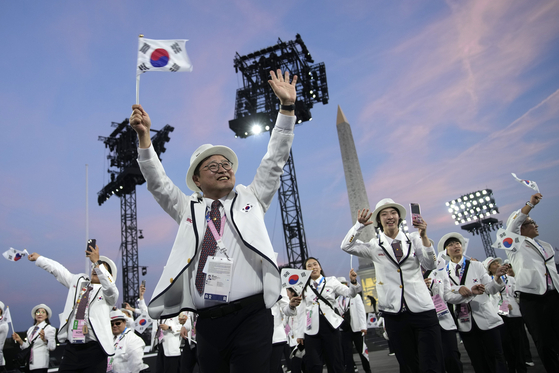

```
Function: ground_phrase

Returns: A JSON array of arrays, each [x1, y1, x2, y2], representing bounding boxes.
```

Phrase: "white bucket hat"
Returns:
[[371, 198, 406, 228], [185, 144, 239, 192], [437, 232, 466, 254], [483, 257, 503, 271], [110, 309, 127, 322], [337, 277, 348, 284], [96, 256, 118, 282], [31, 304, 52, 319]]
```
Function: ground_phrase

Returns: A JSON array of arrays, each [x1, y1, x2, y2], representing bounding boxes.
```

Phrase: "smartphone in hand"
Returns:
[[87, 239, 96, 252], [410, 203, 422, 226]]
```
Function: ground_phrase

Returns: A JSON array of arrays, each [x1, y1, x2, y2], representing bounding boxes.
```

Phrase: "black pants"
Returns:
[[196, 298, 273, 373], [156, 344, 180, 373], [383, 309, 444, 373], [459, 320, 507, 373], [440, 327, 462, 373], [305, 314, 344, 373], [519, 290, 559, 372], [58, 342, 107, 373], [180, 344, 197, 373], [500, 316, 527, 373], [340, 330, 371, 373], [270, 342, 286, 373]]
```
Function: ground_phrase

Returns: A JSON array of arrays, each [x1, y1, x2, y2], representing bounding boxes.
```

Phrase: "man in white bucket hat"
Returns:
[[502, 192, 559, 372], [341, 198, 444, 372], [129, 69, 297, 373], [27, 244, 118, 372]]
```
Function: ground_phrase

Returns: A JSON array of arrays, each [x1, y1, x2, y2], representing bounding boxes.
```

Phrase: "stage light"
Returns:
[[463, 196, 468, 200], [251, 125, 262, 135], [482, 190, 487, 194], [485, 196, 490, 201], [265, 125, 270, 130], [445, 202, 450, 206], [448, 208, 453, 213], [466, 202, 471, 207], [455, 221, 459, 225], [457, 198, 462, 202], [476, 192, 481, 197], [460, 204, 465, 209], [469, 194, 474, 198], [489, 203, 494, 208], [297, 120, 302, 124]]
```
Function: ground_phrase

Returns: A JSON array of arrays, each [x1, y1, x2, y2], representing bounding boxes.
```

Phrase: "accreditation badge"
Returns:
[[203, 256, 233, 302]]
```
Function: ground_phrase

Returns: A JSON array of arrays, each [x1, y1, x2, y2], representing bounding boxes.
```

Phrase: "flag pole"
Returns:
[[136, 34, 144, 105], [85, 164, 89, 275]]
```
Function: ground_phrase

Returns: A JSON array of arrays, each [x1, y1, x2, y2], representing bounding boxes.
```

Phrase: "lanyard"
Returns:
[[447, 257, 465, 282], [205, 208, 229, 258], [114, 328, 128, 349]]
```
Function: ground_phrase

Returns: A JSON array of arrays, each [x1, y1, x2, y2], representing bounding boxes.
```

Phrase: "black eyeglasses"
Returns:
[[111, 321, 123, 326], [202, 161, 233, 173]]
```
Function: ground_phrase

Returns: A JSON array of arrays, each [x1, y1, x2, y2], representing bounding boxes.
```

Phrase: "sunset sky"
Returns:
[[1, 0, 558, 329]]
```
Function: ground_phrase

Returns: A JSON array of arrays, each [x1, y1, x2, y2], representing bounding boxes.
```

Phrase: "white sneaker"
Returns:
[[525, 361, 535, 367]]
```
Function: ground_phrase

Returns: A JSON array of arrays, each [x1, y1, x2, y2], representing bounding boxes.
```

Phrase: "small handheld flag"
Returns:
[[511, 173, 540, 193], [280, 268, 312, 296], [2, 247, 29, 262], [492, 228, 525, 252], [134, 314, 153, 334], [135, 36, 193, 104]]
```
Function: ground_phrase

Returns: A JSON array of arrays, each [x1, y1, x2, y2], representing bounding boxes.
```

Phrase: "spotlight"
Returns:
[[251, 125, 262, 134]]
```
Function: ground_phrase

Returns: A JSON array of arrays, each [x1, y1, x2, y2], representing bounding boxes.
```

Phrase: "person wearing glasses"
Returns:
[[27, 245, 118, 373], [341, 198, 444, 372], [503, 192, 559, 372], [109, 309, 148, 373], [12, 304, 56, 373], [129, 69, 297, 373]]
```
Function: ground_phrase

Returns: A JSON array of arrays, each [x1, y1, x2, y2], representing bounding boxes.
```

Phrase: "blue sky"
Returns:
[[1, 0, 558, 329]]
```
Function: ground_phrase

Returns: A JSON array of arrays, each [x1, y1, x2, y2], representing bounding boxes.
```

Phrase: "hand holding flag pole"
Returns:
[[511, 173, 540, 193]]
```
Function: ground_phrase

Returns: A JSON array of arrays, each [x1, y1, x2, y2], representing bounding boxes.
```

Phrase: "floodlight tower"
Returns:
[[98, 119, 174, 303], [445, 189, 502, 258], [229, 34, 329, 268]]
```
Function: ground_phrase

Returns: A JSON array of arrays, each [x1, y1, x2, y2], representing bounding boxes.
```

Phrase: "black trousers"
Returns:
[[180, 344, 197, 373], [340, 330, 371, 373], [500, 316, 527, 373], [196, 298, 273, 373], [440, 327, 462, 373], [270, 342, 286, 373], [459, 320, 507, 373], [519, 290, 559, 372], [305, 314, 344, 373], [58, 342, 107, 373], [156, 344, 180, 373], [383, 309, 444, 373]]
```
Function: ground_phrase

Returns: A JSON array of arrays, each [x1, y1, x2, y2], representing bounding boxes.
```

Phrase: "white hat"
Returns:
[[31, 304, 52, 319], [110, 309, 127, 321], [185, 144, 239, 192], [337, 277, 348, 284], [97, 256, 118, 282], [506, 209, 521, 229], [371, 198, 406, 228], [437, 232, 466, 253], [483, 257, 503, 271]]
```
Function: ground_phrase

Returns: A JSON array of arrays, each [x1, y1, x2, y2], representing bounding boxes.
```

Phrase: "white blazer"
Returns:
[[503, 211, 559, 295], [156, 317, 182, 357], [425, 269, 461, 331], [20, 321, 56, 370], [36, 256, 118, 355], [447, 259, 504, 332], [0, 322, 8, 366], [296, 276, 361, 338], [337, 294, 367, 332], [138, 115, 295, 318], [112, 328, 147, 373], [271, 288, 297, 344], [341, 223, 438, 314]]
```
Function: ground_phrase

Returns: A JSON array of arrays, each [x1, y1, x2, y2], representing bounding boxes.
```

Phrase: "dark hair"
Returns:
[[376, 208, 402, 232], [444, 237, 461, 249], [304, 257, 326, 277], [33, 310, 51, 326]]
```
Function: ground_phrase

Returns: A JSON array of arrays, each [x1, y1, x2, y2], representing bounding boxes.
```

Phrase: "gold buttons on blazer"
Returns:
[[399, 285, 403, 288], [170, 278, 174, 283], [187, 258, 191, 264], [397, 269, 401, 272]]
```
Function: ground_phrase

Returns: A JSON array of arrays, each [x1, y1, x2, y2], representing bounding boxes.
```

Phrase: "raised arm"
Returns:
[[30, 253, 75, 289], [341, 209, 377, 260], [248, 70, 297, 211], [506, 193, 542, 234]]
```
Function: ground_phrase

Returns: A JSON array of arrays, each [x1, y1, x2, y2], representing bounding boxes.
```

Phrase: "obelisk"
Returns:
[[336, 106, 377, 312]]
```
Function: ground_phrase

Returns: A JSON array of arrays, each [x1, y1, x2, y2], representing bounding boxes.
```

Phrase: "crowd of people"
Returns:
[[1, 68, 558, 373]]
